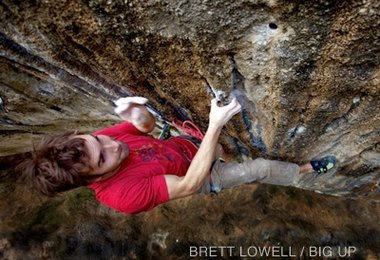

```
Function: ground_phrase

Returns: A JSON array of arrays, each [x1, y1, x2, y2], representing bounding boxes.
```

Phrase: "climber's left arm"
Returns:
[[114, 97, 156, 133]]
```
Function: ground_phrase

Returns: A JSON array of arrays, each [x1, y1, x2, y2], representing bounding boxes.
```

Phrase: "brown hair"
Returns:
[[16, 132, 91, 196]]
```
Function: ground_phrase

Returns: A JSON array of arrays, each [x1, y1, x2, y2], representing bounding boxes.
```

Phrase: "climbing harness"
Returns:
[[157, 119, 205, 141], [171, 119, 205, 140]]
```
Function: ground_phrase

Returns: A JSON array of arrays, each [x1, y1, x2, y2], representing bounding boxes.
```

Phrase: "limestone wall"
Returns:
[[1, 0, 379, 196]]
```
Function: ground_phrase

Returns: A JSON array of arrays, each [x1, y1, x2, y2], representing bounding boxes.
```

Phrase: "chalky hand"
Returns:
[[114, 96, 149, 121], [209, 97, 241, 129]]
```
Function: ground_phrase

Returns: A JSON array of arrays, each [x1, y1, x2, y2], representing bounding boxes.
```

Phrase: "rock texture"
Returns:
[[0, 183, 379, 259], [1, 0, 379, 196], [0, 0, 379, 258]]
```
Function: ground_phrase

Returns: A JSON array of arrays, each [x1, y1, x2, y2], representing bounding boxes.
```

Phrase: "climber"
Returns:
[[17, 96, 337, 214]]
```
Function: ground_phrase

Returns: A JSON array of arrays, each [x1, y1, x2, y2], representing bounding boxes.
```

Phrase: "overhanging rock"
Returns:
[[0, 0, 379, 197]]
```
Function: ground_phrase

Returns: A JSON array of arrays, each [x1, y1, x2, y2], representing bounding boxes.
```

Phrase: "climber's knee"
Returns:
[[211, 159, 265, 190], [242, 158, 271, 180], [248, 158, 301, 186]]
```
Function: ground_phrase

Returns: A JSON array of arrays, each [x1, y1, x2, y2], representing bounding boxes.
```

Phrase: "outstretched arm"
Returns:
[[165, 97, 242, 200], [114, 97, 156, 133]]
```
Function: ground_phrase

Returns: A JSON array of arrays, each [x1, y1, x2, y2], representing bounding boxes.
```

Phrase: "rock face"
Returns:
[[1, 0, 379, 196], [1, 0, 380, 258]]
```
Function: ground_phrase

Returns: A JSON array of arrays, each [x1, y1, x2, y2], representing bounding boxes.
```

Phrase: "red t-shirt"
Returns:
[[87, 122, 198, 214]]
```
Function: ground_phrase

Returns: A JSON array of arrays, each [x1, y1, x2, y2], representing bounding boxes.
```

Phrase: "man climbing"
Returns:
[[17, 97, 336, 214]]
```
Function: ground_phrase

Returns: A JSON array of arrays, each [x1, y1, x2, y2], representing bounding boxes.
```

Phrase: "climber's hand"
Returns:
[[114, 96, 148, 115], [209, 97, 241, 129], [113, 96, 155, 133]]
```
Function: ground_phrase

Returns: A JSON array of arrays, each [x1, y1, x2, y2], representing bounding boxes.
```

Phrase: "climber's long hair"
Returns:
[[16, 132, 91, 196]]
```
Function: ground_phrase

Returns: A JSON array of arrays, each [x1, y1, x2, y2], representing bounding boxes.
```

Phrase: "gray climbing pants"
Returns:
[[198, 158, 301, 194]]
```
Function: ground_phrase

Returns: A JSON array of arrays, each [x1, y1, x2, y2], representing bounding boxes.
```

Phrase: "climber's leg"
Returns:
[[198, 158, 301, 194], [197, 156, 337, 194], [216, 158, 302, 189], [299, 162, 313, 174]]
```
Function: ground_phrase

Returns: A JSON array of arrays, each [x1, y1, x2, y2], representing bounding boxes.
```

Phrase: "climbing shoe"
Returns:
[[310, 156, 337, 174]]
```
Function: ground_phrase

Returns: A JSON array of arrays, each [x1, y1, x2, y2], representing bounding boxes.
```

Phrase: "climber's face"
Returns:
[[77, 134, 129, 176]]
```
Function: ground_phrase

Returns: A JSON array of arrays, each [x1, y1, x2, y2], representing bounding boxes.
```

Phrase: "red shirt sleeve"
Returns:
[[93, 121, 143, 137]]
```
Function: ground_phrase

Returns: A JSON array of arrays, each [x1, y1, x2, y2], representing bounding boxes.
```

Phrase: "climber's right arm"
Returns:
[[165, 98, 241, 199]]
